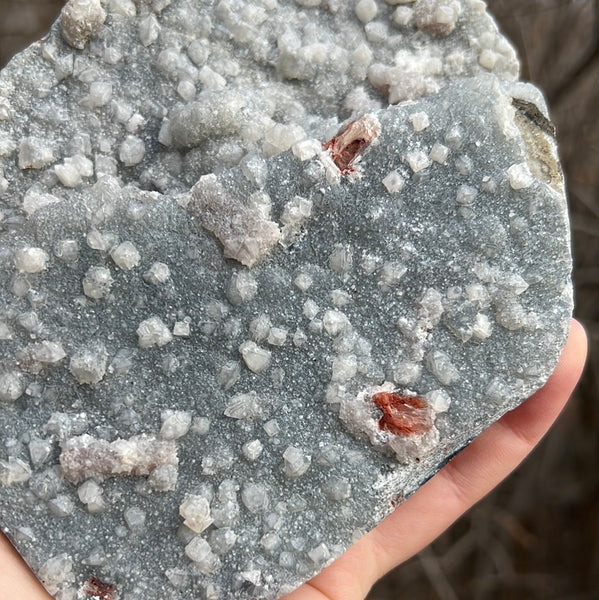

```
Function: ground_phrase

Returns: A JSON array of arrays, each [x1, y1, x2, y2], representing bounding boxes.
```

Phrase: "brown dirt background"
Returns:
[[0, 1, 597, 598]]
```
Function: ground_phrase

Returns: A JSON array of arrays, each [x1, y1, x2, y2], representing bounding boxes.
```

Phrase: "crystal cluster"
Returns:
[[0, 1, 571, 599]]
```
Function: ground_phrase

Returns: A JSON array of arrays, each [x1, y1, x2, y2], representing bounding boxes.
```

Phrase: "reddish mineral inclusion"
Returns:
[[372, 392, 433, 436], [323, 114, 381, 174], [82, 577, 115, 600]]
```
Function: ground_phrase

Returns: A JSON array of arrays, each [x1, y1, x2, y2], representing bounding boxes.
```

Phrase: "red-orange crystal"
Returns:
[[323, 115, 380, 174], [372, 392, 433, 436], [82, 577, 115, 600]]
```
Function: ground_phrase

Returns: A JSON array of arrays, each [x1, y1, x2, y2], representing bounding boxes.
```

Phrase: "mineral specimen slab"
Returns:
[[0, 0, 572, 599]]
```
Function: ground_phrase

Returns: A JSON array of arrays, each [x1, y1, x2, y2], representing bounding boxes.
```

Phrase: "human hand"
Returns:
[[281, 319, 588, 600], [0, 321, 587, 600]]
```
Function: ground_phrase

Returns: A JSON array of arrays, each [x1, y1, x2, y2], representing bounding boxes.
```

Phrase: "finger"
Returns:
[[0, 532, 52, 599], [282, 319, 587, 600]]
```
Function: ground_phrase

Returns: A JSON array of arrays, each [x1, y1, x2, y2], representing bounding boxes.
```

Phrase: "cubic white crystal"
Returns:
[[427, 389, 452, 412], [227, 272, 258, 305], [139, 14, 160, 46], [0, 371, 24, 402], [209, 528, 237, 556], [382, 170, 405, 194], [77, 479, 105, 513], [137, 316, 172, 348], [263, 419, 280, 437], [242, 439, 263, 461], [456, 184, 478, 205], [430, 142, 450, 164], [472, 313, 493, 340], [392, 361, 422, 385], [239, 341, 271, 373], [331, 354, 358, 382], [410, 111, 430, 131], [38, 554, 73, 595], [0, 457, 32, 486], [14, 247, 48, 273], [143, 262, 170, 285], [426, 349, 460, 385], [507, 162, 534, 189], [69, 343, 108, 384], [292, 138, 322, 161], [124, 507, 147, 533], [329, 244, 353, 276], [378, 261, 408, 291], [180, 495, 213, 533], [185, 537, 220, 574], [406, 150, 432, 173], [22, 191, 60, 216], [119, 135, 146, 166], [267, 327, 288, 346], [393, 6, 413, 27], [322, 310, 351, 337], [294, 273, 313, 292], [283, 446, 311, 478], [241, 482, 270, 513], [173, 321, 191, 337], [110, 241, 141, 270], [82, 266, 114, 299], [28, 438, 52, 468], [323, 477, 351, 501], [308, 543, 330, 564], [224, 392, 263, 420], [18, 137, 54, 169], [148, 463, 178, 492], [160, 410, 192, 440]]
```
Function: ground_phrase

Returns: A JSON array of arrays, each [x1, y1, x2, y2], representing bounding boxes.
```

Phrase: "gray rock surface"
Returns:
[[0, 1, 572, 599]]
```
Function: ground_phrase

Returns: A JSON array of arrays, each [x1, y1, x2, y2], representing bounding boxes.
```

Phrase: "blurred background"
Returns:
[[0, 0, 597, 598]]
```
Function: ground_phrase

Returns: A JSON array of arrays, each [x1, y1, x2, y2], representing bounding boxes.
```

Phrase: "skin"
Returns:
[[0, 320, 587, 600]]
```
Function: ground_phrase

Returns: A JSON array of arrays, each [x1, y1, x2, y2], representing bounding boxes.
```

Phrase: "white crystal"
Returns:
[[110, 241, 141, 270], [331, 354, 358, 382], [267, 327, 288, 346], [119, 135, 146, 166], [143, 262, 170, 285], [0, 457, 32, 486], [60, 0, 106, 50], [241, 482, 270, 513], [82, 266, 113, 299], [430, 142, 450, 164], [0, 371, 24, 402], [283, 446, 311, 478], [409, 111, 430, 131], [69, 343, 108, 385], [382, 170, 405, 194], [426, 349, 460, 385], [124, 507, 146, 533], [239, 341, 271, 373], [180, 495, 213, 533], [427, 389, 452, 412], [406, 150, 432, 172], [507, 162, 534, 189], [322, 310, 351, 337], [185, 537, 220, 574], [137, 316, 172, 348], [14, 247, 48, 273], [355, 0, 378, 23], [227, 272, 258, 305], [224, 392, 263, 420], [160, 410, 192, 440], [242, 439, 263, 461]]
